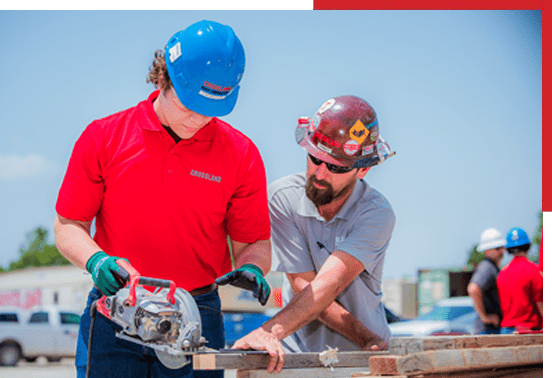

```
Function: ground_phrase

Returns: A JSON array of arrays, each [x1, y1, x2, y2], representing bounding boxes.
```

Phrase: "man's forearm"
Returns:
[[264, 264, 359, 341], [231, 239, 271, 275], [290, 272, 383, 348], [318, 301, 386, 349], [54, 214, 99, 270]]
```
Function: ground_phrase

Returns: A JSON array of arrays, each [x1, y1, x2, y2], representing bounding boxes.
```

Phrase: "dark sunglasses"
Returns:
[[308, 154, 355, 174]]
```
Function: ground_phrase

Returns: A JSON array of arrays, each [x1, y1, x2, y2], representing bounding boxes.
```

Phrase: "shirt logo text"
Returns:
[[190, 169, 222, 183]]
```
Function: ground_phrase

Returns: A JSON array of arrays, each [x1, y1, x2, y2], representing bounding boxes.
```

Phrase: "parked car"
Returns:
[[389, 296, 476, 337], [0, 305, 81, 366]]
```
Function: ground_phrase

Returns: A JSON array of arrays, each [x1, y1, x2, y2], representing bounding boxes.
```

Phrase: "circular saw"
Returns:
[[96, 260, 207, 369]]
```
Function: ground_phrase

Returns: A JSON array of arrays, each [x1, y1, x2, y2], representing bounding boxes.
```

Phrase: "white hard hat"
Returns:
[[477, 228, 507, 252]]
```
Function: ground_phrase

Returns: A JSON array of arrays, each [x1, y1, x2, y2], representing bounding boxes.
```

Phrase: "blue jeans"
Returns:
[[76, 287, 224, 378], [479, 326, 501, 335], [500, 327, 516, 334]]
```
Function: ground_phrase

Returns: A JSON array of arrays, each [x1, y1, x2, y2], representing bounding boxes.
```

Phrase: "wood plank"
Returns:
[[369, 345, 543, 376], [388, 334, 543, 355], [236, 367, 372, 378], [193, 350, 388, 370], [412, 365, 543, 378]]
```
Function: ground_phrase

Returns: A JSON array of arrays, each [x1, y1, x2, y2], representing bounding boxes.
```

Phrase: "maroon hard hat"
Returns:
[[295, 95, 388, 168]]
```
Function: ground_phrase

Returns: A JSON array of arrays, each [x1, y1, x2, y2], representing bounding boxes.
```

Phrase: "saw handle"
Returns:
[[116, 260, 177, 306]]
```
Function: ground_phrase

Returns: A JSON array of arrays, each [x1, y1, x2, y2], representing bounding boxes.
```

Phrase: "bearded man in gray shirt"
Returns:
[[231, 95, 396, 373]]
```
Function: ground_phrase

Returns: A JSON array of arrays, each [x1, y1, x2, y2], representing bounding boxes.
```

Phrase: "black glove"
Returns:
[[215, 264, 271, 306]]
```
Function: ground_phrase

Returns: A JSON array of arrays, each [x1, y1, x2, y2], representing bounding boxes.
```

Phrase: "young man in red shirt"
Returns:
[[497, 228, 543, 334], [54, 20, 271, 378]]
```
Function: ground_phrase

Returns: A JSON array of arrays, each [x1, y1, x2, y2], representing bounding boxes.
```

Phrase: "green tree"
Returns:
[[8, 227, 70, 271], [528, 211, 542, 264], [466, 244, 484, 270], [532, 211, 542, 247]]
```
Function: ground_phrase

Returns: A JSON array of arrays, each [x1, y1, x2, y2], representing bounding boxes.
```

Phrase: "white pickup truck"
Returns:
[[0, 305, 81, 366]]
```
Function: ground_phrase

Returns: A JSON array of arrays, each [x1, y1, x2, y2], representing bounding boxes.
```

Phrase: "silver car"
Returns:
[[389, 296, 477, 337]]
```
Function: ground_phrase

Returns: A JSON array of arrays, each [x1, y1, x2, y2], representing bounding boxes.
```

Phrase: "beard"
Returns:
[[305, 175, 356, 206]]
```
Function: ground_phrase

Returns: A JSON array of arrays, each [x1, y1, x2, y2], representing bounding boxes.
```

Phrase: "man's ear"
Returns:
[[357, 167, 371, 180]]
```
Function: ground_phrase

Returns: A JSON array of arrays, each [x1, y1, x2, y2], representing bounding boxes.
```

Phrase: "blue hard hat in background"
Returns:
[[506, 227, 531, 248], [165, 20, 246, 117]]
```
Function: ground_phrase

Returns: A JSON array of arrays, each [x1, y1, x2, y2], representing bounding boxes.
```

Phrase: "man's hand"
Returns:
[[361, 333, 389, 351], [483, 313, 501, 327], [86, 251, 128, 296], [215, 264, 271, 305], [232, 326, 285, 373]]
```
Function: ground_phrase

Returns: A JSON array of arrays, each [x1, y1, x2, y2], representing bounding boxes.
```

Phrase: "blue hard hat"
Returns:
[[506, 227, 531, 248], [165, 20, 246, 117]]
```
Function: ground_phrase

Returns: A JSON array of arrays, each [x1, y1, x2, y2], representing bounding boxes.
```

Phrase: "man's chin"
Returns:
[[306, 185, 333, 206]]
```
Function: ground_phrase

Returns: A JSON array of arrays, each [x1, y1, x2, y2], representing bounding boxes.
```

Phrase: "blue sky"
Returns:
[[0, 10, 542, 279]]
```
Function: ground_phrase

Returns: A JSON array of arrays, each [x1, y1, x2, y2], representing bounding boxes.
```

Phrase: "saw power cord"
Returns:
[[86, 300, 98, 378]]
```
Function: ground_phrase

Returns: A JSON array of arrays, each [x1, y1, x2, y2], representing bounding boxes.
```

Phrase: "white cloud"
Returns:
[[0, 154, 61, 180]]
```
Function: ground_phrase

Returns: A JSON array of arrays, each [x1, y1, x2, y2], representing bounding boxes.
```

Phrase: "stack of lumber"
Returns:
[[193, 334, 543, 378], [373, 333, 543, 377]]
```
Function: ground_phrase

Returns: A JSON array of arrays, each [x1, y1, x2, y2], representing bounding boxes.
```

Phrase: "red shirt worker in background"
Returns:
[[497, 228, 543, 334]]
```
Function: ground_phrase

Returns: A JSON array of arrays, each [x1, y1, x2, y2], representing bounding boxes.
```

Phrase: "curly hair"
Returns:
[[146, 50, 172, 92]]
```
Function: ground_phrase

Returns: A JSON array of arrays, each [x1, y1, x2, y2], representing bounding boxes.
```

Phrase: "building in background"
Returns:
[[0, 266, 93, 310], [381, 278, 417, 319], [417, 268, 473, 315], [0, 266, 422, 323], [0, 266, 285, 313]]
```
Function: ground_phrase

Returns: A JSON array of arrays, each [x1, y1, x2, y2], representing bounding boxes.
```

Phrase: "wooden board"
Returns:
[[194, 334, 544, 376], [369, 345, 543, 376], [236, 367, 373, 378], [408, 365, 543, 378], [388, 334, 543, 355], [193, 350, 388, 370], [236, 365, 542, 378]]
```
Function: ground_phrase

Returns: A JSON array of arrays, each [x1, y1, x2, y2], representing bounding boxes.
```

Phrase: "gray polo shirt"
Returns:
[[469, 258, 502, 333], [269, 172, 395, 352]]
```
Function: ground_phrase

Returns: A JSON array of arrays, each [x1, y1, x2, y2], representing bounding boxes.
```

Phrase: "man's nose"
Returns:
[[315, 163, 331, 180]]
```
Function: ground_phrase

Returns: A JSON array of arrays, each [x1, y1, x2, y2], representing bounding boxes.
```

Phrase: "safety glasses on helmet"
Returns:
[[308, 154, 355, 174]]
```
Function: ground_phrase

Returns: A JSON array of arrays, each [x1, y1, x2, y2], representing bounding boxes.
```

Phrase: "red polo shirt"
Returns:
[[56, 91, 270, 290], [497, 256, 543, 329]]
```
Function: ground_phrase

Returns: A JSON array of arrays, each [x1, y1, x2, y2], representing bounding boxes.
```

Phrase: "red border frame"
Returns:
[[313, 1, 547, 212], [313, 1, 544, 10]]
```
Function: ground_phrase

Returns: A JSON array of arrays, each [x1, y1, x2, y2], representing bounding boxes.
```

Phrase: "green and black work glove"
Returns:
[[86, 251, 129, 296], [215, 264, 271, 306]]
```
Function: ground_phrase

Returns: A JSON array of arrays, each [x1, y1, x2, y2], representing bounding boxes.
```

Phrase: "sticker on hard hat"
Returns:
[[312, 114, 321, 129], [313, 131, 341, 148], [350, 120, 369, 144], [168, 42, 182, 63], [317, 99, 335, 114], [362, 145, 375, 156], [343, 140, 360, 155], [317, 143, 333, 154], [199, 81, 233, 100]]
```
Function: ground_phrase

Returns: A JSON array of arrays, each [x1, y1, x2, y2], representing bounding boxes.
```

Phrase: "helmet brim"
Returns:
[[172, 81, 240, 117], [477, 239, 507, 252], [297, 125, 353, 167]]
